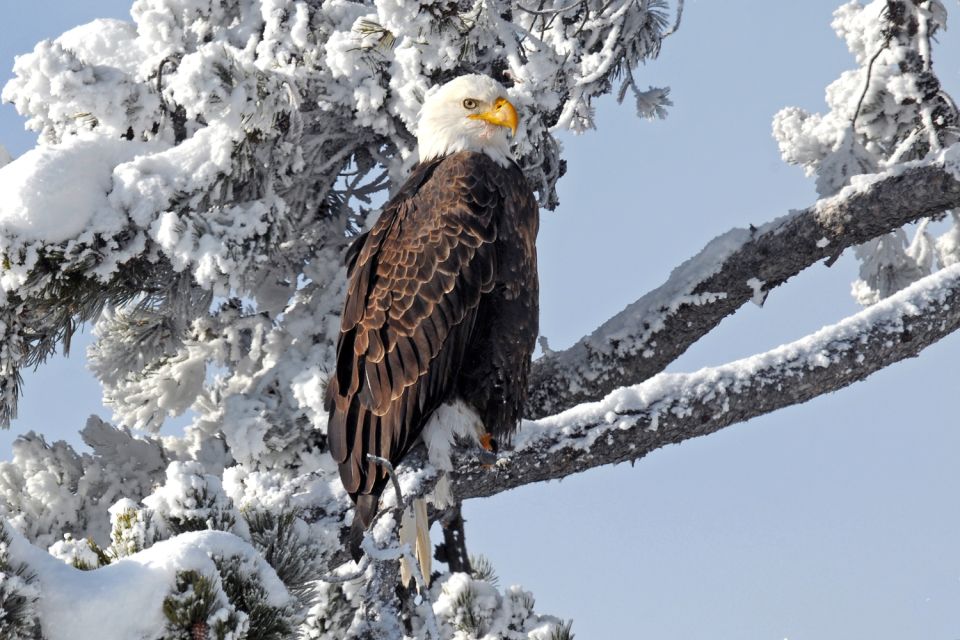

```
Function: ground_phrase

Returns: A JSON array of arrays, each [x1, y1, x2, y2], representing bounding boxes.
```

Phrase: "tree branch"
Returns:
[[526, 157, 960, 418], [460, 260, 960, 498]]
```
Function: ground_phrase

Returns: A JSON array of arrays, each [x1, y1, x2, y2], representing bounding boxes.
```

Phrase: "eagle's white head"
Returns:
[[416, 74, 518, 167]]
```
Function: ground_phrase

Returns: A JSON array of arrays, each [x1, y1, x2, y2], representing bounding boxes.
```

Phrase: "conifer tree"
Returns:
[[1, 1, 958, 638]]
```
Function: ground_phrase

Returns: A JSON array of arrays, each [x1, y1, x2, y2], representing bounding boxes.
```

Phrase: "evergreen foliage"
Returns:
[[548, 620, 574, 640], [214, 554, 298, 640], [108, 497, 160, 559], [162, 569, 247, 640], [144, 461, 244, 538], [46, 533, 107, 570], [243, 509, 320, 607], [0, 524, 42, 640], [162, 551, 301, 640], [467, 554, 498, 587], [300, 583, 354, 640]]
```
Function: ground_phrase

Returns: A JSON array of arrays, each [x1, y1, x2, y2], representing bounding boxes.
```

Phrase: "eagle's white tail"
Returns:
[[399, 497, 432, 588]]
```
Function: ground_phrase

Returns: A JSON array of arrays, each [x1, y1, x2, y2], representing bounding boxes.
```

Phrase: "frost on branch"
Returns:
[[425, 572, 572, 640], [0, 0, 680, 463], [142, 460, 248, 539], [303, 559, 573, 639], [0, 417, 166, 548], [46, 534, 106, 570], [773, 0, 959, 305]]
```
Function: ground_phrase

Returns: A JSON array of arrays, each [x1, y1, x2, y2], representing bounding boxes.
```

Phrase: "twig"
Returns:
[[852, 35, 891, 127], [366, 453, 404, 518], [595, 0, 626, 20], [156, 57, 177, 114], [662, 0, 684, 38], [155, 56, 188, 143], [317, 555, 372, 584]]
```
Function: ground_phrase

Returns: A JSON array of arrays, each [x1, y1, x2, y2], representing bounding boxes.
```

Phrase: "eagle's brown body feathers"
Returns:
[[326, 151, 539, 548]]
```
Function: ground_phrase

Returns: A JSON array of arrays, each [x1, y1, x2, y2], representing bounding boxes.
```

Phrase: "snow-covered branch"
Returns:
[[526, 154, 960, 417], [469, 259, 960, 498]]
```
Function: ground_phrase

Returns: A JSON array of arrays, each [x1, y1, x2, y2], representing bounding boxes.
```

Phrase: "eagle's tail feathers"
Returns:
[[398, 506, 417, 587], [349, 493, 379, 561], [414, 497, 432, 586], [398, 498, 433, 589]]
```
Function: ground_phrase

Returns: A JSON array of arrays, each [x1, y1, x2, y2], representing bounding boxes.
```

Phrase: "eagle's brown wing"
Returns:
[[326, 153, 500, 510]]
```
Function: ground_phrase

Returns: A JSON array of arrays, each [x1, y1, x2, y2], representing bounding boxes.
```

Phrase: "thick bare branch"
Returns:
[[461, 261, 960, 499], [526, 158, 960, 418]]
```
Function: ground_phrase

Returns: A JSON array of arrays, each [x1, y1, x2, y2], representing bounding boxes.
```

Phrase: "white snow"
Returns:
[[746, 277, 766, 306], [56, 19, 143, 75], [116, 122, 236, 228], [939, 140, 960, 181], [47, 533, 103, 569], [0, 135, 151, 243], [773, 0, 959, 308], [6, 526, 289, 640], [143, 460, 249, 539], [424, 572, 567, 640]]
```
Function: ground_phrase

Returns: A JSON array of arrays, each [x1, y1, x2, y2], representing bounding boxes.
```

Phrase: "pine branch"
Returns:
[[526, 155, 960, 418]]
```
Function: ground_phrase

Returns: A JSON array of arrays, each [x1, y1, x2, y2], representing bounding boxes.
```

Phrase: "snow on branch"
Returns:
[[526, 151, 960, 418], [459, 259, 960, 499]]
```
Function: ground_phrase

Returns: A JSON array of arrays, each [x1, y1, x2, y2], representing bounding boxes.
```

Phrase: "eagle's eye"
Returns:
[[462, 98, 479, 110]]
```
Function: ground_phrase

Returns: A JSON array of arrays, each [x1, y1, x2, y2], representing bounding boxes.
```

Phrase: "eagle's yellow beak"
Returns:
[[469, 97, 518, 137]]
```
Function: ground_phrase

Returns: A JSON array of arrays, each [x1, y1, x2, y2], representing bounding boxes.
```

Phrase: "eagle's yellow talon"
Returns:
[[479, 433, 495, 452]]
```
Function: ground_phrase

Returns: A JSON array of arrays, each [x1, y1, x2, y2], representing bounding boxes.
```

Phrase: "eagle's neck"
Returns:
[[417, 125, 513, 168]]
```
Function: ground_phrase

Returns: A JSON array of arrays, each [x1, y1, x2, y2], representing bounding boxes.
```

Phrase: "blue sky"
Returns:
[[2, 2, 959, 639]]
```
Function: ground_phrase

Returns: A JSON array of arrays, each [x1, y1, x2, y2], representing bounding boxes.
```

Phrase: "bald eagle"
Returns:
[[326, 74, 540, 563]]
